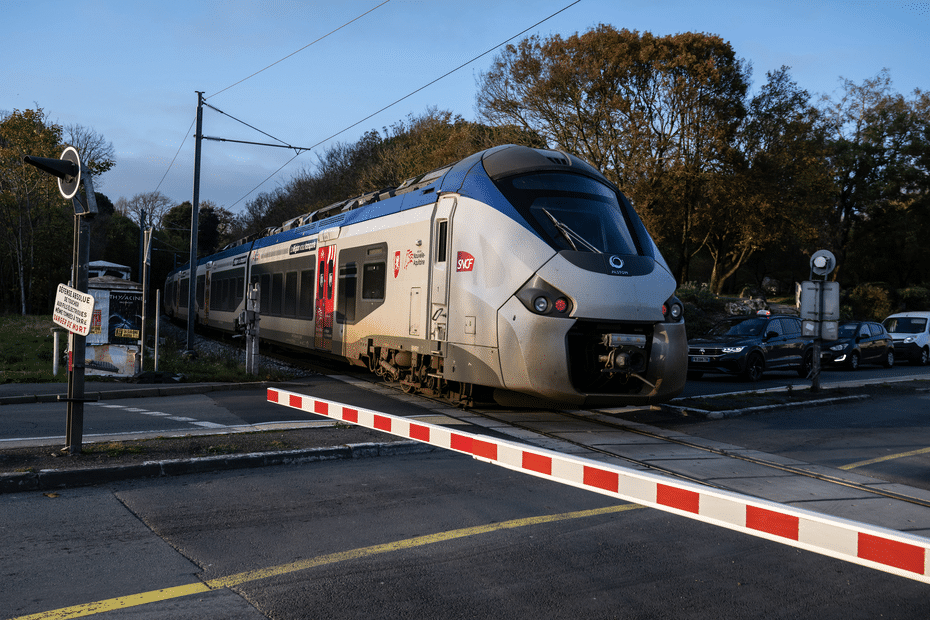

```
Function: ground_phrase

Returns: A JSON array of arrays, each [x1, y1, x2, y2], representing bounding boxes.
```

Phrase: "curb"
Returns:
[[0, 440, 436, 495], [0, 380, 299, 407], [660, 393, 872, 419]]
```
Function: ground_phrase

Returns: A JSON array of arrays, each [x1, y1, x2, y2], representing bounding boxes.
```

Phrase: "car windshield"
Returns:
[[708, 317, 767, 337], [494, 172, 643, 256], [883, 317, 928, 334], [838, 324, 859, 338]]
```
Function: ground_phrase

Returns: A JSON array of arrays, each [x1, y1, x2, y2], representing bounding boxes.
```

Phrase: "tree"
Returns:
[[160, 200, 233, 258], [820, 70, 916, 280], [0, 108, 68, 314], [697, 67, 832, 293], [475, 26, 751, 282], [62, 123, 116, 184], [843, 84, 930, 287], [115, 190, 174, 231]]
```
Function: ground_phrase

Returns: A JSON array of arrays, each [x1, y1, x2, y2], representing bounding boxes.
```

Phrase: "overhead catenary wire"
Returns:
[[151, 2, 392, 199], [223, 0, 582, 209], [207, 0, 392, 100]]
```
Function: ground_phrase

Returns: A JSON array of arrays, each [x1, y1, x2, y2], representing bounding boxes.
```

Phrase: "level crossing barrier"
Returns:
[[267, 387, 930, 584]]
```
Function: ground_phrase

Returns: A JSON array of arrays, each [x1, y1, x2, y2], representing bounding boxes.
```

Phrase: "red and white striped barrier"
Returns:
[[268, 387, 930, 584]]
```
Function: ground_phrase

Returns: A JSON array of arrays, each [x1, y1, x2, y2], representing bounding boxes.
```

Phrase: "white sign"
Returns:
[[53, 283, 95, 336]]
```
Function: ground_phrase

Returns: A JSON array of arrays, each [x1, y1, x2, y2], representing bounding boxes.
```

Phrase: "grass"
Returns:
[[0, 315, 61, 383], [0, 314, 294, 384]]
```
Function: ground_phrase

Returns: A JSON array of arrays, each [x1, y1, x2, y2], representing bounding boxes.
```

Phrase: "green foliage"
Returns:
[[897, 287, 930, 311], [676, 283, 726, 336], [155, 337, 292, 383], [0, 315, 61, 382], [846, 283, 897, 321]]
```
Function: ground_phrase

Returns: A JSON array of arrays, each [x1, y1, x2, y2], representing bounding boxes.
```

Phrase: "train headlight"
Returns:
[[663, 296, 684, 322], [516, 276, 574, 317]]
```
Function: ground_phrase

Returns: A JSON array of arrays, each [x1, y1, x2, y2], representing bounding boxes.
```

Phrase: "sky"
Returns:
[[3, 0, 928, 216]]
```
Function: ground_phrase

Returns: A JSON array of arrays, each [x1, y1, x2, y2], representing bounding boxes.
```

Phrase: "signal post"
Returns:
[[23, 146, 99, 454]]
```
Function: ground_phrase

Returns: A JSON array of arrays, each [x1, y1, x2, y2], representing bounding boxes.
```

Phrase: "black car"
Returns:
[[687, 312, 814, 381], [822, 321, 895, 370]]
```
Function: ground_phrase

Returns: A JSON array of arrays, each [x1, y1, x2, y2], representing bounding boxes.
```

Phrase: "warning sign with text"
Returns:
[[53, 283, 95, 336]]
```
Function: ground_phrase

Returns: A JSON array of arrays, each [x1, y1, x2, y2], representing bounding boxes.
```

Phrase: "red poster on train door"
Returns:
[[315, 245, 336, 350]]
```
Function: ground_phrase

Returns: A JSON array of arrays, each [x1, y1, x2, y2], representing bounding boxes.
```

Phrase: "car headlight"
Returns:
[[830, 343, 847, 352], [904, 336, 916, 343], [722, 346, 745, 354]]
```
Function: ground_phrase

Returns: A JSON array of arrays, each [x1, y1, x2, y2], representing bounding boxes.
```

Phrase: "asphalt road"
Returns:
[[4, 451, 928, 620]]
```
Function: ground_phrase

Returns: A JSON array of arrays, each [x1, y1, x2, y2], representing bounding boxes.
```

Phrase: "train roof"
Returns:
[[172, 145, 611, 274]]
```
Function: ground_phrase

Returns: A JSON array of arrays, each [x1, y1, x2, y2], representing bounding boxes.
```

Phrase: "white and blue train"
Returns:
[[164, 145, 687, 406]]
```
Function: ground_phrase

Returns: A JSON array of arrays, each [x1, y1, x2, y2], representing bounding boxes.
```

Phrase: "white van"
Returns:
[[882, 311, 930, 365]]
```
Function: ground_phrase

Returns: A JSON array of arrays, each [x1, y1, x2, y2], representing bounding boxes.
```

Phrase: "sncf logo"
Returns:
[[393, 251, 401, 278], [456, 251, 475, 272]]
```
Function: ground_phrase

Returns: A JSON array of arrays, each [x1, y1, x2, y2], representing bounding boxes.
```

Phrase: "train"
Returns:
[[164, 144, 688, 407]]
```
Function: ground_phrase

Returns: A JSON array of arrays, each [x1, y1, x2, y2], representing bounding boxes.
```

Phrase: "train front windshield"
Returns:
[[496, 172, 645, 256]]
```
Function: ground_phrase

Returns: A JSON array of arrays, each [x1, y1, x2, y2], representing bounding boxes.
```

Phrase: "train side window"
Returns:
[[436, 220, 448, 262], [318, 260, 325, 298], [196, 275, 205, 308], [271, 272, 283, 315], [179, 278, 189, 306], [260, 274, 271, 312], [338, 262, 357, 323], [284, 271, 298, 316], [299, 269, 315, 318], [362, 262, 386, 300], [236, 277, 244, 307]]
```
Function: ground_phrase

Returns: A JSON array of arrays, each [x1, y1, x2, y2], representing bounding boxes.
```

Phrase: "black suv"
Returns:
[[687, 312, 814, 381]]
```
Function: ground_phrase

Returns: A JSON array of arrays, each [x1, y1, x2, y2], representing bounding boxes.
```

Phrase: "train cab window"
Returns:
[[494, 172, 649, 257], [284, 271, 298, 316], [436, 220, 448, 262], [271, 272, 283, 315], [299, 268, 315, 318], [362, 262, 386, 300]]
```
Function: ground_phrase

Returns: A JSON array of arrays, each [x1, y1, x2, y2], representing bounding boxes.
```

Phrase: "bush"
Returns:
[[846, 283, 896, 321], [677, 283, 726, 336], [897, 287, 930, 311]]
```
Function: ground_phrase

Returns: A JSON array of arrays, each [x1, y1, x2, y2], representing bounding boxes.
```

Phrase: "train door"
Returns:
[[315, 245, 336, 350], [429, 195, 456, 346]]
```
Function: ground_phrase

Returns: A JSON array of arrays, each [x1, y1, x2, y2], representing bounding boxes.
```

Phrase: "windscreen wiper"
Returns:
[[541, 209, 602, 253]]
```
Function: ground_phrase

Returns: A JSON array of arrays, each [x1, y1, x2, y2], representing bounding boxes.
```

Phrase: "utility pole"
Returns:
[[186, 91, 204, 354]]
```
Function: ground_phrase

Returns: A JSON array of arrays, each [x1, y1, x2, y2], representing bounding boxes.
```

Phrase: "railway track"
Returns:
[[356, 371, 930, 511], [200, 327, 930, 510]]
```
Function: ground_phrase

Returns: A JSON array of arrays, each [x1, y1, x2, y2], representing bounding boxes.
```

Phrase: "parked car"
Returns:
[[882, 311, 930, 365], [822, 321, 894, 369], [687, 311, 814, 381]]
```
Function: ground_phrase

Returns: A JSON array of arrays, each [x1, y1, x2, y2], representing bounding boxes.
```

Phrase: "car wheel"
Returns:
[[883, 349, 895, 368], [848, 351, 860, 371], [797, 350, 814, 378], [742, 353, 765, 382], [917, 347, 930, 366]]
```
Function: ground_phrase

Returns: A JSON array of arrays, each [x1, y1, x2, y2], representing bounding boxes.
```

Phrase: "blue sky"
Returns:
[[2, 0, 927, 214]]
